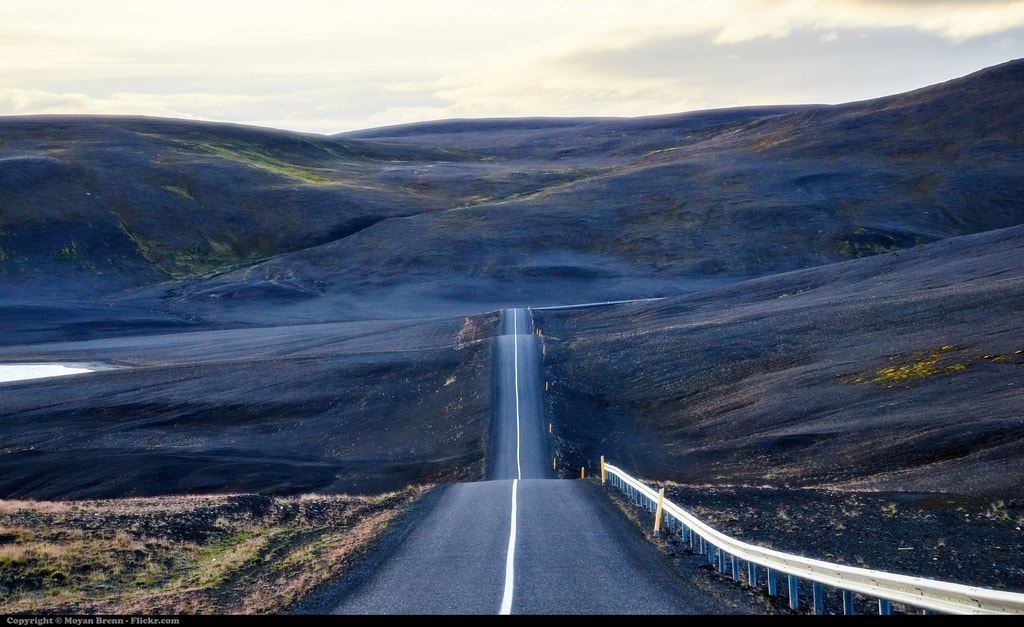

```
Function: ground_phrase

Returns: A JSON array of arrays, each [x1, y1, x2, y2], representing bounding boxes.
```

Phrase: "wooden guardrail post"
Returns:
[[653, 488, 665, 536]]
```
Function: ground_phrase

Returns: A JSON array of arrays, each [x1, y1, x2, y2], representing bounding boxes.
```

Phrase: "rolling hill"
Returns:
[[0, 59, 1021, 507]]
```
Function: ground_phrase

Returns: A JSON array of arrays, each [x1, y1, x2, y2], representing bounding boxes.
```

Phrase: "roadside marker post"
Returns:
[[653, 488, 665, 537], [600, 456, 605, 484]]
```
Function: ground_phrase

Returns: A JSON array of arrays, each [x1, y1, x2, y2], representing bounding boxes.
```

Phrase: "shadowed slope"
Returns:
[[535, 224, 1024, 501], [0, 116, 461, 292], [0, 313, 499, 499], [2, 61, 1023, 337]]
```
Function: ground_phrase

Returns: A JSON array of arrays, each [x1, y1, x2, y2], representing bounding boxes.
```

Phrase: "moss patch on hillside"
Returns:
[[180, 140, 335, 185], [838, 344, 1024, 388]]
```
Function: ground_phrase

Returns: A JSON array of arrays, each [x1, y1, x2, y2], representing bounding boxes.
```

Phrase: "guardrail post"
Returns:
[[767, 568, 777, 596], [653, 488, 665, 537], [699, 537, 707, 555], [731, 555, 740, 581], [842, 590, 854, 615], [878, 599, 891, 615], [708, 544, 716, 565], [788, 575, 799, 610], [718, 548, 727, 574], [748, 562, 758, 588], [813, 582, 824, 615]]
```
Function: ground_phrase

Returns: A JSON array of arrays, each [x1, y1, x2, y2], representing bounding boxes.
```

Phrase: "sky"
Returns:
[[2, 1, 1024, 135]]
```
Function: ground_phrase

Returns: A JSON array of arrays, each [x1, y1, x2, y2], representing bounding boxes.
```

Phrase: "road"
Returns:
[[328, 308, 747, 614], [487, 307, 550, 481]]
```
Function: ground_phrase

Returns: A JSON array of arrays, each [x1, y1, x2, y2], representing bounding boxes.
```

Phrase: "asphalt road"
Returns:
[[328, 308, 751, 614], [329, 478, 736, 615], [487, 308, 551, 481], [327, 480, 512, 614], [508, 479, 730, 614]]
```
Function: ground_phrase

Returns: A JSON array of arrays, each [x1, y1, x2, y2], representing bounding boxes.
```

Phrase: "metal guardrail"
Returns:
[[600, 458, 1024, 615]]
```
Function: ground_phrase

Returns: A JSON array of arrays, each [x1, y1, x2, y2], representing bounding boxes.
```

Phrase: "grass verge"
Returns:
[[0, 487, 427, 614]]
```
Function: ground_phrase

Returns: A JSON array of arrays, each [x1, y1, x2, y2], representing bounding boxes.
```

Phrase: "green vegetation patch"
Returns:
[[112, 215, 252, 280], [834, 344, 1024, 388], [838, 345, 968, 387], [49, 239, 82, 261], [179, 140, 335, 185], [161, 184, 196, 201], [168, 238, 249, 279], [831, 227, 925, 259]]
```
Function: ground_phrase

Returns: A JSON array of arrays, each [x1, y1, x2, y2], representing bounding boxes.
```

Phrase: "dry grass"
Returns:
[[0, 487, 428, 614]]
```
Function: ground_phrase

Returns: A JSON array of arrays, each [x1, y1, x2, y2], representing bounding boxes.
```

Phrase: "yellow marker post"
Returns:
[[653, 488, 665, 537], [580, 467, 585, 479], [600, 456, 606, 484]]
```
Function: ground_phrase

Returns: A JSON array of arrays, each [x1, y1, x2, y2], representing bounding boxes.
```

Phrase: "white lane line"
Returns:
[[513, 309, 522, 480], [499, 478, 519, 615], [501, 309, 523, 614]]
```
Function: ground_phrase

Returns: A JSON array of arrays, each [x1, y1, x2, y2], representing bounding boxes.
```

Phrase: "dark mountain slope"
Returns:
[[3, 61, 1023, 336], [149, 60, 1024, 327], [534, 224, 1024, 501], [0, 116, 466, 291]]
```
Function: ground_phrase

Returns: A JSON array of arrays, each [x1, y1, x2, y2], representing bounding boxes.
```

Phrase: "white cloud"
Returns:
[[0, 88, 263, 121], [1, 1, 1023, 133], [706, 1, 1024, 43]]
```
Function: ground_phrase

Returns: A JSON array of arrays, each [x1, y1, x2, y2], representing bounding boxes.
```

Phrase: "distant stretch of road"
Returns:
[[488, 307, 550, 481], [330, 308, 739, 614]]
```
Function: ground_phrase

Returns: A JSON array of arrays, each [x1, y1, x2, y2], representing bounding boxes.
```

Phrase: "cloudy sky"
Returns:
[[2, 1, 1023, 135]]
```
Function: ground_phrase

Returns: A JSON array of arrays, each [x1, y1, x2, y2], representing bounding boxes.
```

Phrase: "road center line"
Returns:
[[501, 309, 523, 614], [513, 309, 522, 480], [499, 478, 518, 615]]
